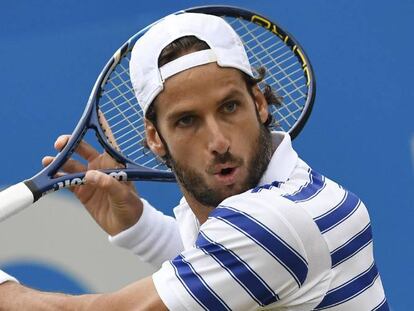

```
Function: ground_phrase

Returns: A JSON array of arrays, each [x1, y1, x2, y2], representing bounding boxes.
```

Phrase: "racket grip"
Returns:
[[0, 182, 34, 222]]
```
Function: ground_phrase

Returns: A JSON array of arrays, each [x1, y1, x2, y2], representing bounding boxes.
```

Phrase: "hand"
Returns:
[[42, 135, 143, 236]]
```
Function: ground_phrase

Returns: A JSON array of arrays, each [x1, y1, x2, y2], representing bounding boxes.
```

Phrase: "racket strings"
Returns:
[[106, 63, 143, 122], [101, 89, 142, 148], [241, 26, 305, 110], [99, 54, 166, 171], [230, 18, 305, 92], [225, 16, 308, 131]]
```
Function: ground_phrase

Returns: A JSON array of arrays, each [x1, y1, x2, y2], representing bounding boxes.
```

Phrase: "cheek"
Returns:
[[235, 121, 262, 159], [165, 135, 204, 165]]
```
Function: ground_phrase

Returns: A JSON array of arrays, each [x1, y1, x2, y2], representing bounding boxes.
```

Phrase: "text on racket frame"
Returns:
[[53, 171, 128, 191]]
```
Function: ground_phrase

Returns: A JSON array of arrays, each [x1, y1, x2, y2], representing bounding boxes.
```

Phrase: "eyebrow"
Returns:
[[166, 108, 196, 124], [219, 88, 246, 103]]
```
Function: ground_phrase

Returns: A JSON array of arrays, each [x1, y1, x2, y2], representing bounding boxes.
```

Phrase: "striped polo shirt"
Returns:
[[152, 132, 388, 310]]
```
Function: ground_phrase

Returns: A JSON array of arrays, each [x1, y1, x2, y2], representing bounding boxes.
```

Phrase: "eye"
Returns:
[[176, 115, 195, 127], [222, 101, 238, 113]]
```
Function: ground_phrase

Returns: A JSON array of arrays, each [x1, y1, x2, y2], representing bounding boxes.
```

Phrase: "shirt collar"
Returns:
[[258, 131, 298, 186]]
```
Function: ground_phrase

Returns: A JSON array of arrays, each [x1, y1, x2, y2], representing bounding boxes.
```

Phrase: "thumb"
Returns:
[[85, 170, 128, 202]]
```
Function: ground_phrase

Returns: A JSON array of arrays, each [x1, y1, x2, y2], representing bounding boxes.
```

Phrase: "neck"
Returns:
[[180, 186, 213, 225]]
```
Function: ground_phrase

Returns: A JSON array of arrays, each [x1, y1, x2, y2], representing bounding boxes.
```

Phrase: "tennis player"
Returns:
[[0, 13, 388, 310]]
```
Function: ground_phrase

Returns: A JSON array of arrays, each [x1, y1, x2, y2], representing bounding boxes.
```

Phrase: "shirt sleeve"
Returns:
[[109, 198, 184, 267], [0, 270, 18, 285], [152, 191, 331, 311]]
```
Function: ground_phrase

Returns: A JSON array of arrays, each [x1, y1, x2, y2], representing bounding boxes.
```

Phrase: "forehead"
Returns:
[[154, 63, 248, 116]]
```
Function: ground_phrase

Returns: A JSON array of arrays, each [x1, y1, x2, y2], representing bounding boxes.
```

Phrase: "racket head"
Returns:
[[95, 5, 315, 172], [40, 5, 316, 192]]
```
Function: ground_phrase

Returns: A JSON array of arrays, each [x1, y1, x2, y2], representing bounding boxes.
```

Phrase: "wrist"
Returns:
[[108, 195, 144, 236], [109, 198, 154, 243]]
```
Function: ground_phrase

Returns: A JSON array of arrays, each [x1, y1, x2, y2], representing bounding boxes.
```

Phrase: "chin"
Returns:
[[220, 183, 247, 200]]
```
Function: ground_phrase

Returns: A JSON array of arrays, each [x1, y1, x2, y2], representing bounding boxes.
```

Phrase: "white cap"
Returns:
[[129, 12, 254, 115]]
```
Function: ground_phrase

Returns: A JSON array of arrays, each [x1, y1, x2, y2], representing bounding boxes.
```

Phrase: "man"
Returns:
[[0, 13, 388, 310]]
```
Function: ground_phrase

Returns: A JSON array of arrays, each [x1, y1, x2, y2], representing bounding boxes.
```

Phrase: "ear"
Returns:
[[252, 85, 269, 124], [144, 119, 166, 157]]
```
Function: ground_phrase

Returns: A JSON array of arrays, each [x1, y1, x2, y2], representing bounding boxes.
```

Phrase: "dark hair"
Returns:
[[144, 36, 283, 149]]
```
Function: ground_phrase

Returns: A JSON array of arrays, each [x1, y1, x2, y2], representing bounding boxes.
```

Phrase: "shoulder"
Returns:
[[203, 186, 330, 283], [214, 184, 311, 233]]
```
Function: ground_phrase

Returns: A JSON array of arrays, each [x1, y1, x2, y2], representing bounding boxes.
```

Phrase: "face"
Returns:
[[145, 63, 273, 207]]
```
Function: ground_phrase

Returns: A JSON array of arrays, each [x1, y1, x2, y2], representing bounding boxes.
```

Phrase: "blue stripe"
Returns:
[[331, 223, 372, 267], [251, 181, 281, 193], [283, 169, 325, 202], [171, 255, 230, 310], [314, 191, 360, 233], [315, 263, 379, 309], [211, 206, 308, 286], [197, 232, 278, 306], [372, 298, 389, 311]]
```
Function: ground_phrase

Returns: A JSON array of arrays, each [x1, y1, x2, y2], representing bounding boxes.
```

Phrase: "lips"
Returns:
[[212, 165, 240, 186], [206, 154, 244, 186]]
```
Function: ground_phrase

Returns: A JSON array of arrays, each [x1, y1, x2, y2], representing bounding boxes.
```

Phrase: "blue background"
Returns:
[[0, 0, 413, 309]]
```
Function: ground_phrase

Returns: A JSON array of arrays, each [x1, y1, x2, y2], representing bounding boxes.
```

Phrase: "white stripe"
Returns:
[[181, 247, 255, 310], [179, 254, 226, 310], [153, 262, 203, 311], [290, 178, 347, 219], [321, 276, 386, 311], [217, 190, 332, 305], [329, 243, 374, 289], [204, 217, 298, 300], [322, 201, 371, 253], [198, 231, 276, 305]]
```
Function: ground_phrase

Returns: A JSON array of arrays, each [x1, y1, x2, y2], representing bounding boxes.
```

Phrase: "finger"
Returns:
[[47, 146, 121, 174], [54, 135, 100, 162], [42, 156, 54, 167], [84, 170, 128, 201], [61, 159, 87, 173], [75, 140, 101, 162], [88, 152, 123, 171], [98, 109, 120, 152], [42, 156, 87, 173], [54, 135, 70, 151]]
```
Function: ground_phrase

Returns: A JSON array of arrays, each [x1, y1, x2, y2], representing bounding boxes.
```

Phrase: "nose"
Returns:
[[206, 117, 230, 155]]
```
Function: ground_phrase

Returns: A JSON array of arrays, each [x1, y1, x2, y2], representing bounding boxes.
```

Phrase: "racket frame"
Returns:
[[2, 5, 316, 215]]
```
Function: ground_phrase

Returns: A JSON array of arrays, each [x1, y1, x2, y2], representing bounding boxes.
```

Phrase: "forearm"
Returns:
[[0, 281, 99, 311], [0, 276, 166, 311]]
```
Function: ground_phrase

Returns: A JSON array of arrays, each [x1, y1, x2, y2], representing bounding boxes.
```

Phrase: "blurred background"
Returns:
[[0, 0, 412, 309]]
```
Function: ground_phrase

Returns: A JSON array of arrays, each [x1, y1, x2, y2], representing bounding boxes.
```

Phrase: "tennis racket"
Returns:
[[0, 5, 315, 222]]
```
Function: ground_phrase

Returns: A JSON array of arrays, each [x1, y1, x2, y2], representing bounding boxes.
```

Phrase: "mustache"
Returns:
[[205, 151, 243, 174]]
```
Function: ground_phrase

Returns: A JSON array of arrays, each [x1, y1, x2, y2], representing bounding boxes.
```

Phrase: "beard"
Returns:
[[164, 124, 274, 207]]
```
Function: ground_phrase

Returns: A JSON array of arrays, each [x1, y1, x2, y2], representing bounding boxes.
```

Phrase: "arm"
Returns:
[[0, 276, 167, 311]]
